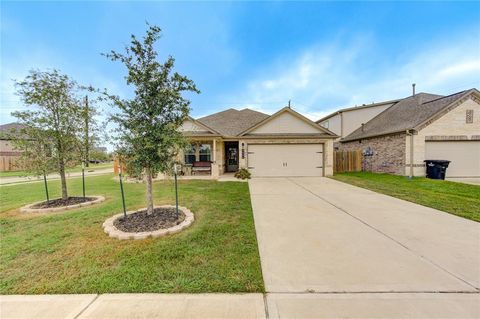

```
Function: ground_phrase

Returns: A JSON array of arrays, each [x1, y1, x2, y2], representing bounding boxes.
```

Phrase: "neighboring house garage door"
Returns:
[[425, 141, 480, 177], [248, 143, 324, 177]]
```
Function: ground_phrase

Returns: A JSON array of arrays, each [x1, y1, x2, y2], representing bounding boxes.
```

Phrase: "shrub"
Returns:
[[234, 168, 251, 180]]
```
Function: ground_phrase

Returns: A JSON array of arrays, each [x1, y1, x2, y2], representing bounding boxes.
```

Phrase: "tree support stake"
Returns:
[[119, 166, 127, 218], [43, 171, 49, 203]]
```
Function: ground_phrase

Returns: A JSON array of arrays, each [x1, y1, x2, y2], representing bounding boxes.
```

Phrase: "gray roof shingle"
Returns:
[[197, 108, 270, 137], [342, 90, 474, 142], [0, 122, 29, 140]]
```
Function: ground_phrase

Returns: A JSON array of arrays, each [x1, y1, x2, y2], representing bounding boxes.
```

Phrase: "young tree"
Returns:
[[80, 95, 102, 167], [105, 25, 199, 215], [12, 70, 85, 200]]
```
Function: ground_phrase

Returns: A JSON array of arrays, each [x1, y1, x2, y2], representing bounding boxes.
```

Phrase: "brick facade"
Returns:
[[338, 133, 406, 175]]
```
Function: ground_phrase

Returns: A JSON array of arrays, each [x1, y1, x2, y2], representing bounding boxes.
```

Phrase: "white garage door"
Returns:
[[425, 141, 480, 177], [248, 143, 324, 177]]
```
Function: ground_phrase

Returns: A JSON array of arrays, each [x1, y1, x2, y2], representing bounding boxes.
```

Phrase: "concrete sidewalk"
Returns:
[[0, 168, 112, 186], [266, 293, 480, 318], [2, 293, 479, 318], [0, 294, 266, 319]]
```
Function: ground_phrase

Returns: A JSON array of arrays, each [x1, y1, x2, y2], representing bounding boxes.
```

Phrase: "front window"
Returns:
[[199, 144, 211, 162], [184, 144, 196, 164]]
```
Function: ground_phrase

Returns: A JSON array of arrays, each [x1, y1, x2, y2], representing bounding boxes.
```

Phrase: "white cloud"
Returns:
[[436, 60, 480, 80], [226, 31, 480, 121]]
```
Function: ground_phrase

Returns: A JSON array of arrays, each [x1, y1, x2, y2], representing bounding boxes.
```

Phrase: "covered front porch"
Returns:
[[180, 139, 240, 179]]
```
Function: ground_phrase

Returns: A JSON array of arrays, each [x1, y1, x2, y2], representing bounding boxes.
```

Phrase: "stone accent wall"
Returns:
[[338, 133, 406, 175]]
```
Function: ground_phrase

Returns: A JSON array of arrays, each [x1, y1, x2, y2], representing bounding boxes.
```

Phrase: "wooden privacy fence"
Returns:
[[113, 158, 126, 174], [333, 150, 363, 173], [0, 156, 22, 172]]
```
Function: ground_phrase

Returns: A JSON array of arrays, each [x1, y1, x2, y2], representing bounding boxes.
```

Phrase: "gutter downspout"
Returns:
[[340, 112, 344, 138], [406, 129, 415, 179]]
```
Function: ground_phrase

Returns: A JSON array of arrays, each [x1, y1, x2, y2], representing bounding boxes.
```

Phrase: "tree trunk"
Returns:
[[84, 96, 90, 167], [59, 158, 68, 200], [145, 167, 154, 215]]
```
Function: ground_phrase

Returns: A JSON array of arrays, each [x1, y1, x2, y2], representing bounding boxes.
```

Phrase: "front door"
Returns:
[[225, 142, 239, 172]]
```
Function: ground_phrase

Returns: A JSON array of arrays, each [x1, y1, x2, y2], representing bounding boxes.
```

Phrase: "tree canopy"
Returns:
[[12, 69, 99, 199], [104, 24, 199, 214]]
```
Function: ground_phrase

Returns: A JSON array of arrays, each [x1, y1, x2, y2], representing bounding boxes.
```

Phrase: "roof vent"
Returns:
[[412, 83, 416, 96], [361, 123, 365, 131]]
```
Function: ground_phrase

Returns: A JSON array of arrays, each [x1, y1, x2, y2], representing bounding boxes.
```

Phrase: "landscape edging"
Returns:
[[102, 205, 195, 240], [20, 195, 106, 213]]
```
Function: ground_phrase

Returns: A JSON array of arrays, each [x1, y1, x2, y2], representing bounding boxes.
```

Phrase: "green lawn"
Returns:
[[0, 162, 113, 178], [331, 172, 480, 222], [0, 174, 264, 294]]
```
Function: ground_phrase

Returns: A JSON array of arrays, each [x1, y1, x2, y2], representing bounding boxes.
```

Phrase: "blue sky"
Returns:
[[1, 1, 480, 126]]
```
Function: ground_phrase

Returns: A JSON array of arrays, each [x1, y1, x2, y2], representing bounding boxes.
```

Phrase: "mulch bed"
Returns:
[[114, 207, 186, 233], [32, 197, 96, 209]]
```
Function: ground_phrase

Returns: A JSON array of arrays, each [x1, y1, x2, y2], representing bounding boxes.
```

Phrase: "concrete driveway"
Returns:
[[447, 177, 480, 186], [249, 177, 480, 318]]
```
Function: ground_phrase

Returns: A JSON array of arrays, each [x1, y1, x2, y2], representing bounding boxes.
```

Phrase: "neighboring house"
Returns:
[[179, 107, 337, 178], [338, 88, 480, 178], [317, 99, 400, 142], [0, 122, 28, 171]]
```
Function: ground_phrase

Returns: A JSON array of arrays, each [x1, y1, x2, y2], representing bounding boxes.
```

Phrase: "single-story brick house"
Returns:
[[179, 106, 337, 178], [337, 88, 480, 177]]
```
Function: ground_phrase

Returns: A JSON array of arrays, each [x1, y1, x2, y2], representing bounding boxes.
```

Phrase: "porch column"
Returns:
[[211, 139, 219, 179], [194, 142, 200, 162], [212, 139, 216, 163]]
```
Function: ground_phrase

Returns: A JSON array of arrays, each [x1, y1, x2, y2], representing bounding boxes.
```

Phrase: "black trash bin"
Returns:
[[424, 160, 450, 180]]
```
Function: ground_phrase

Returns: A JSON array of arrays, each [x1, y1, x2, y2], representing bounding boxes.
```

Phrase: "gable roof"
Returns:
[[180, 116, 222, 137], [316, 98, 402, 123], [342, 89, 478, 142], [240, 107, 337, 137], [197, 108, 270, 137]]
